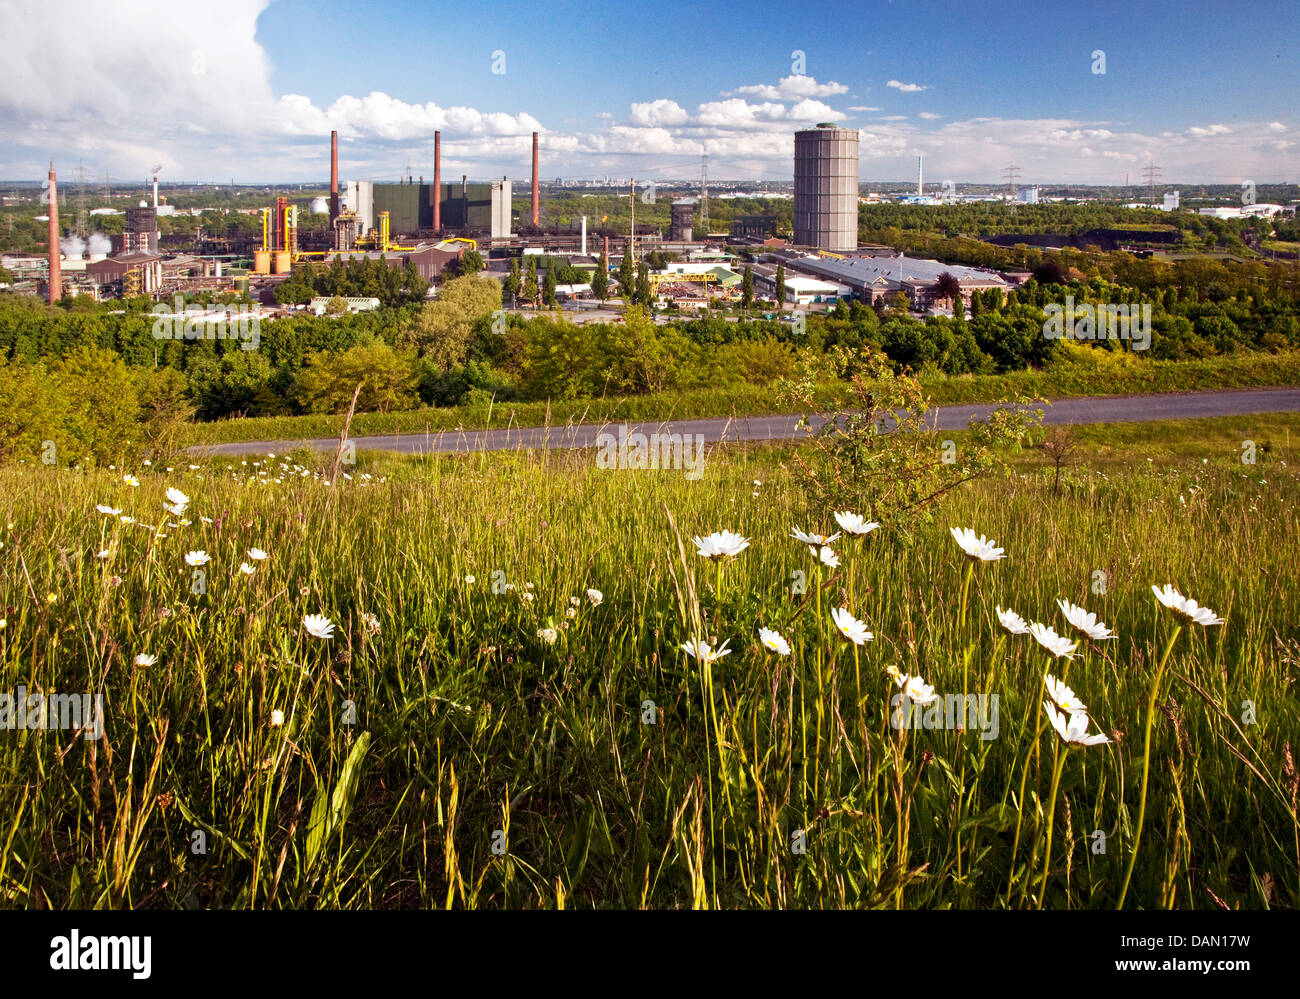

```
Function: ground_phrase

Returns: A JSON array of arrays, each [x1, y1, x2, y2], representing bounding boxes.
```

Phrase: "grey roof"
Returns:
[[785, 254, 1007, 289]]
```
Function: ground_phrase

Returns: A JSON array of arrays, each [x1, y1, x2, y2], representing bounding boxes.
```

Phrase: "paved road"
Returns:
[[192, 387, 1300, 458]]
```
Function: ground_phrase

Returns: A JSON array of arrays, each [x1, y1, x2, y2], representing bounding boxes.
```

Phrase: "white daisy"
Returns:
[[818, 546, 841, 569], [950, 526, 1006, 561], [833, 511, 880, 536], [996, 606, 1031, 635], [585, 588, 603, 607], [758, 627, 791, 656], [1057, 599, 1115, 641], [1044, 673, 1087, 714], [247, 547, 268, 561], [1028, 621, 1078, 659], [830, 607, 873, 645], [184, 550, 210, 567], [302, 613, 335, 640], [1150, 584, 1225, 626], [791, 526, 842, 547], [692, 530, 751, 560], [1044, 704, 1111, 746], [681, 637, 733, 666]]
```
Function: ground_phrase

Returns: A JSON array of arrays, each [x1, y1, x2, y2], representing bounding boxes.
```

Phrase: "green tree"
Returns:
[[618, 246, 635, 299], [543, 260, 558, 307], [504, 258, 521, 305], [775, 264, 786, 312], [635, 262, 652, 308], [459, 249, 484, 275], [741, 265, 754, 310], [404, 274, 503, 369], [591, 252, 609, 303], [292, 338, 419, 414]]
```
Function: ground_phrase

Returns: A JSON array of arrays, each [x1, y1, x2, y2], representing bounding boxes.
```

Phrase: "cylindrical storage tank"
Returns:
[[234, 276, 249, 296], [310, 196, 329, 215], [253, 250, 271, 275], [273, 251, 292, 274], [793, 124, 860, 251]]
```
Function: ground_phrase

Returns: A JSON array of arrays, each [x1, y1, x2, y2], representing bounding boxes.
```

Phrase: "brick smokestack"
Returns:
[[329, 130, 339, 222], [531, 131, 539, 226], [47, 162, 61, 304], [433, 130, 441, 233]]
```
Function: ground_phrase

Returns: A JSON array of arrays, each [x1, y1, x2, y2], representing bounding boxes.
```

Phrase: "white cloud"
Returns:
[[886, 80, 929, 93], [731, 75, 849, 100], [1187, 124, 1232, 136], [847, 106, 882, 112], [628, 99, 690, 127], [919, 112, 941, 120]]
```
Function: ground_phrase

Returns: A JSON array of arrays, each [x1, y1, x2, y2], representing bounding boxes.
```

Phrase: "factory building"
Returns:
[[793, 124, 860, 252], [347, 179, 512, 239], [771, 251, 1007, 310], [122, 205, 160, 254], [669, 199, 696, 242]]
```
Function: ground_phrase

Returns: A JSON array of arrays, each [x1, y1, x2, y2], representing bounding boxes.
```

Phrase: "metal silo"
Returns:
[[793, 124, 859, 251]]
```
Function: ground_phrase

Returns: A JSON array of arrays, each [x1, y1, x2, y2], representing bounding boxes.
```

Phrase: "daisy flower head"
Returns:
[[537, 627, 558, 645], [269, 709, 285, 728], [1057, 599, 1115, 641], [996, 606, 1031, 635], [1044, 673, 1087, 714], [791, 526, 842, 547], [165, 487, 190, 510], [1028, 621, 1078, 660], [134, 653, 158, 667], [96, 504, 122, 516], [692, 530, 751, 561], [830, 607, 873, 645], [681, 637, 733, 666], [758, 627, 791, 656], [247, 548, 268, 561], [949, 526, 1005, 561], [818, 546, 841, 569], [184, 550, 210, 567], [1150, 584, 1225, 627], [895, 672, 939, 705], [1044, 703, 1111, 747], [833, 511, 880, 536], [239, 562, 256, 575], [585, 588, 603, 607], [302, 613, 335, 640]]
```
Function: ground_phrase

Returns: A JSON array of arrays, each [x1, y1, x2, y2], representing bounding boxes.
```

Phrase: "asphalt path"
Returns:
[[192, 387, 1300, 458]]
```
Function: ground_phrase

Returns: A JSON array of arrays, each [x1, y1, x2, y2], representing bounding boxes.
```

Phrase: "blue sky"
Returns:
[[1, 0, 1297, 184]]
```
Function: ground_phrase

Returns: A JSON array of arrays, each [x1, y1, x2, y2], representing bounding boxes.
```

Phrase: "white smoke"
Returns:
[[59, 233, 113, 258]]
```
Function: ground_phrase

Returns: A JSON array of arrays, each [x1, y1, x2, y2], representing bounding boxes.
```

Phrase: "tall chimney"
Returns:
[[47, 162, 61, 304], [329, 130, 339, 222], [917, 155, 923, 197], [153, 174, 159, 209], [531, 131, 539, 226], [433, 130, 441, 233], [580, 215, 587, 256]]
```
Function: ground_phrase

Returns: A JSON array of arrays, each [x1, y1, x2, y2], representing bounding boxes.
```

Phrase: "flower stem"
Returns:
[[1116, 623, 1183, 910]]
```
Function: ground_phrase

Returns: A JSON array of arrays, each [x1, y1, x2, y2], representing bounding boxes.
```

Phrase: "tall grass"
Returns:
[[0, 419, 1296, 908]]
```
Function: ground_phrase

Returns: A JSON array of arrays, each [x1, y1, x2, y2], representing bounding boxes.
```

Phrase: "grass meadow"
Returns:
[[0, 413, 1297, 909]]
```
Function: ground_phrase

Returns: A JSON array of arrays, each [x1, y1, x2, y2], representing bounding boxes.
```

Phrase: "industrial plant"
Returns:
[[5, 121, 1173, 315]]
